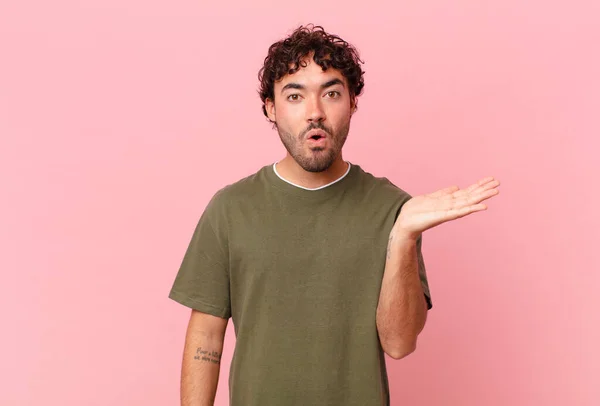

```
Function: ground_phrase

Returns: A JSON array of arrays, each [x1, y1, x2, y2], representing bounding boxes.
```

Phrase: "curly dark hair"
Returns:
[[258, 24, 365, 124]]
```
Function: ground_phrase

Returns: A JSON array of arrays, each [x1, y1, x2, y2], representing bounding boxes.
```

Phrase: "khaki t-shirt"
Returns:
[[169, 161, 432, 406]]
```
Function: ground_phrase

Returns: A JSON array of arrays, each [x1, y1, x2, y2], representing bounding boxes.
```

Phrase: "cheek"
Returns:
[[277, 102, 305, 126], [327, 105, 351, 126], [279, 101, 302, 117]]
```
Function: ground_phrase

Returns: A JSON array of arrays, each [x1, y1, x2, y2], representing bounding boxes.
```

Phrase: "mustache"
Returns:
[[300, 123, 331, 138]]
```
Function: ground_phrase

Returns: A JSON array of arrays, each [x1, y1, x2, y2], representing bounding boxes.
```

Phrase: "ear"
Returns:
[[350, 96, 357, 115], [265, 98, 276, 122]]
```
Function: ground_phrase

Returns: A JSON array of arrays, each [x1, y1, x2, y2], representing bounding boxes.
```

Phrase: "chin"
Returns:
[[298, 155, 337, 173]]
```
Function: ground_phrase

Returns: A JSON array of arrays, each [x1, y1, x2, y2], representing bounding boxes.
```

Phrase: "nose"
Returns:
[[306, 97, 325, 123]]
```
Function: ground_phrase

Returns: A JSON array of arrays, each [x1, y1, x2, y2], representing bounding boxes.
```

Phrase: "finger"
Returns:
[[453, 178, 488, 196], [449, 203, 488, 219], [461, 177, 495, 194], [450, 188, 499, 210], [476, 179, 500, 194], [454, 177, 499, 197], [429, 185, 460, 198], [467, 188, 500, 205], [456, 190, 498, 208]]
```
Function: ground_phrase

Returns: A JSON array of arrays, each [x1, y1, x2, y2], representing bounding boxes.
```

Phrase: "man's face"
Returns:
[[265, 55, 355, 173]]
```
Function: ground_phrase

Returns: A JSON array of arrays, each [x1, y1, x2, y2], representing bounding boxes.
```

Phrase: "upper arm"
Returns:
[[187, 309, 228, 341], [169, 190, 232, 319]]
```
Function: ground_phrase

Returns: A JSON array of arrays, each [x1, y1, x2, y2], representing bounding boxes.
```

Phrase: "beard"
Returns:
[[276, 119, 350, 173]]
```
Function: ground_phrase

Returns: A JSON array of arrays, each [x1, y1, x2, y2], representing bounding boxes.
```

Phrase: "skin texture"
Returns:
[[394, 177, 501, 241], [180, 310, 228, 406], [265, 52, 356, 189], [377, 177, 501, 359]]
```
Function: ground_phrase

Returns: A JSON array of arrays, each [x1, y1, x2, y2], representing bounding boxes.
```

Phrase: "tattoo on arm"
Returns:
[[193, 347, 222, 365], [387, 234, 393, 259]]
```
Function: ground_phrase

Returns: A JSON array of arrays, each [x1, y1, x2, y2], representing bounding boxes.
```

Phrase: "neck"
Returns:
[[275, 155, 349, 189]]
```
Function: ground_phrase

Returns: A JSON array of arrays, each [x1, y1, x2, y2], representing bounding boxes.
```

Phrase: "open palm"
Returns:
[[394, 176, 501, 240]]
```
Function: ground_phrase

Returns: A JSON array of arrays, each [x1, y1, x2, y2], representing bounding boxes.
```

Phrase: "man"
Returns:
[[168, 24, 500, 406]]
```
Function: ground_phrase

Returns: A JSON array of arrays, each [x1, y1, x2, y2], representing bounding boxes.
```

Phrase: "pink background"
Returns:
[[1, 1, 598, 405]]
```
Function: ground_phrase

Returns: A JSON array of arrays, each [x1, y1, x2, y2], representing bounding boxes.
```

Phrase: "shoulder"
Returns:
[[353, 163, 413, 205], [206, 164, 270, 211]]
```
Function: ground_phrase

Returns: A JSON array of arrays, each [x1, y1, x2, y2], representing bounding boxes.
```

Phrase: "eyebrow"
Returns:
[[281, 78, 345, 94]]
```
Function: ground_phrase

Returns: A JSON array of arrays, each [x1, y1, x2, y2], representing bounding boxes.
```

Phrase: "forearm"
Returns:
[[180, 328, 225, 406], [376, 231, 428, 359]]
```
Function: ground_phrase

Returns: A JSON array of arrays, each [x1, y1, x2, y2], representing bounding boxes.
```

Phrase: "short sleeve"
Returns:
[[168, 191, 231, 319], [416, 233, 433, 310]]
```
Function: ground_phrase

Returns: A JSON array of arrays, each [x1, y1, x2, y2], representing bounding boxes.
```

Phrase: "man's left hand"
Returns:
[[392, 176, 501, 241]]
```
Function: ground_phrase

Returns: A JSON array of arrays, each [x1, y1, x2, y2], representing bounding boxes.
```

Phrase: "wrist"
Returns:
[[390, 227, 420, 245]]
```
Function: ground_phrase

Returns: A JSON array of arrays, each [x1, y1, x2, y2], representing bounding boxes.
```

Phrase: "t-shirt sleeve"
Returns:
[[168, 190, 231, 319], [416, 233, 433, 310]]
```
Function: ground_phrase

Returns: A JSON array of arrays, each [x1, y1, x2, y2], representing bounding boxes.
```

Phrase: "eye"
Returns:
[[287, 94, 301, 101], [326, 91, 341, 98]]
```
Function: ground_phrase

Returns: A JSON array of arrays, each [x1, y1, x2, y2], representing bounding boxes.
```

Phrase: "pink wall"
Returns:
[[1, 1, 598, 405]]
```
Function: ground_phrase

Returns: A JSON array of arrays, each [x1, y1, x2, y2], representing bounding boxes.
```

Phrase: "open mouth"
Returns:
[[306, 130, 327, 142]]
